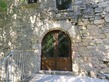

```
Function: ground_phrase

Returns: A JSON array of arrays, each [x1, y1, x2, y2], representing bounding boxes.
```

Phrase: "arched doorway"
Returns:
[[41, 30, 72, 71]]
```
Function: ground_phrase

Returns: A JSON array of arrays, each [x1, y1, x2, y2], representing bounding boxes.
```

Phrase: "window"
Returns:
[[56, 0, 72, 10], [28, 0, 37, 3]]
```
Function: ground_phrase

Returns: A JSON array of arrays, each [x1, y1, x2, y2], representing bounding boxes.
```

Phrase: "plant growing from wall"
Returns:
[[0, 0, 7, 11], [0, 0, 27, 12]]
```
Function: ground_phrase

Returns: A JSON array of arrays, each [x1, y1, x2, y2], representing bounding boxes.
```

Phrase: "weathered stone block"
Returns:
[[98, 34, 106, 39], [98, 2, 107, 8], [87, 46, 96, 50], [92, 50, 104, 60], [106, 6, 109, 12], [80, 26, 87, 30], [94, 39, 103, 44], [97, 73, 106, 79], [100, 64, 107, 68], [103, 39, 109, 44], [89, 42, 95, 46], [81, 51, 91, 57], [79, 69, 88, 76], [95, 8, 103, 13], [89, 29, 100, 36], [89, 70, 97, 78], [100, 68, 109, 73], [89, 17, 95, 21], [103, 28, 109, 33], [105, 33, 109, 38], [78, 21, 84, 25], [73, 35, 81, 42], [95, 15, 101, 20], [105, 14, 109, 22], [94, 20, 104, 24], [73, 62, 79, 74], [81, 29, 89, 33], [96, 44, 106, 52], [87, 25, 97, 30], [82, 33, 90, 37], [68, 25, 77, 36], [82, 42, 89, 46]]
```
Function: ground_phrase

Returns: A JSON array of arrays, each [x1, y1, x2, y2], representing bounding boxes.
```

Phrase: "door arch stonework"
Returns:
[[35, 24, 80, 72]]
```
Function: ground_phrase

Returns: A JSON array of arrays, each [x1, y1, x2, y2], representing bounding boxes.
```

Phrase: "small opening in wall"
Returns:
[[56, 0, 72, 10], [28, 0, 37, 4]]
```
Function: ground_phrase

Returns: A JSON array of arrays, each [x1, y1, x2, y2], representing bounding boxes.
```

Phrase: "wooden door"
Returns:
[[41, 30, 72, 71]]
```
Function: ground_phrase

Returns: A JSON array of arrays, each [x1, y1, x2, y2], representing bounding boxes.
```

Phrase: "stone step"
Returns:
[[29, 73, 109, 82], [38, 70, 74, 75], [29, 70, 75, 82], [29, 74, 75, 82]]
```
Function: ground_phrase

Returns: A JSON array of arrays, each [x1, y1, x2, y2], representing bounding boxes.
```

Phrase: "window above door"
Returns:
[[28, 0, 37, 4], [56, 0, 72, 10]]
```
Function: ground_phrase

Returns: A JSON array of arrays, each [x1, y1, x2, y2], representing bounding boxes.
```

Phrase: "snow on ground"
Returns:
[[30, 74, 109, 82]]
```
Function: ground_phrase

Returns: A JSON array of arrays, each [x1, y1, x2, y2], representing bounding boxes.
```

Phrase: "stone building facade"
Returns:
[[0, 0, 109, 79]]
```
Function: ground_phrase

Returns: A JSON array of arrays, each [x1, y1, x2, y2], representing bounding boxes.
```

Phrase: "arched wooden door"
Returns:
[[41, 30, 72, 71]]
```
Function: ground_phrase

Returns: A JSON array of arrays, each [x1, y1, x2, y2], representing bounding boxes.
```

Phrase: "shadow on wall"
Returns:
[[0, 0, 109, 81]]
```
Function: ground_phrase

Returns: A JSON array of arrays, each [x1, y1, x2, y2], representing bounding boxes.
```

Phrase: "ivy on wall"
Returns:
[[0, 0, 7, 11], [0, 0, 27, 11]]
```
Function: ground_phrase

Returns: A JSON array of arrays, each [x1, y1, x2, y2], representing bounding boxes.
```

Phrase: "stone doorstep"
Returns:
[[28, 71, 75, 82], [38, 70, 74, 75]]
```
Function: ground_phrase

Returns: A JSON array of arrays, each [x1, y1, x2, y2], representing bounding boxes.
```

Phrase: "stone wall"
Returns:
[[0, 0, 109, 78]]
